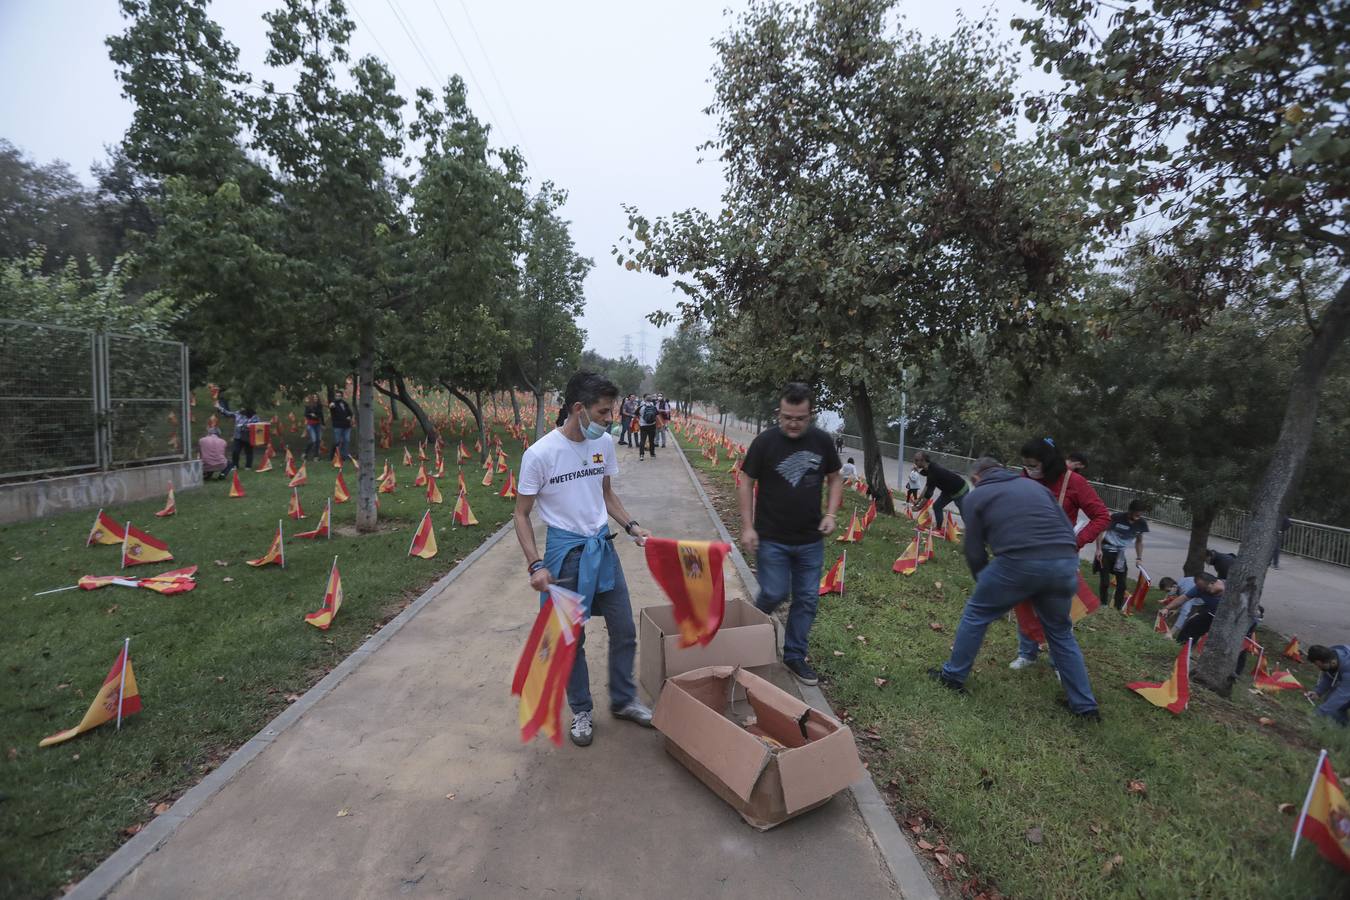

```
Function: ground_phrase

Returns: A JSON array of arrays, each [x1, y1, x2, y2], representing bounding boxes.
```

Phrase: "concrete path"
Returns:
[[708, 415, 1349, 646], [106, 435, 901, 899]]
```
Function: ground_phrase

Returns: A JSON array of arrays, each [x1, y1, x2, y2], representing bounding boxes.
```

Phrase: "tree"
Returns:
[[1018, 0, 1350, 693], [509, 187, 590, 437], [652, 322, 712, 416], [618, 0, 1089, 514], [579, 349, 647, 396]]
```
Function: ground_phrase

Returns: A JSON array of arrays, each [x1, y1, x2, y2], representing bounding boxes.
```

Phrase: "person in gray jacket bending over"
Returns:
[[929, 456, 1101, 721]]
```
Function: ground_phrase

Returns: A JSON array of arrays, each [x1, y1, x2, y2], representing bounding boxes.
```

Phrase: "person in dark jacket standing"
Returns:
[[329, 389, 354, 462], [1096, 500, 1149, 610], [618, 394, 638, 447], [1204, 548, 1237, 580], [739, 382, 843, 686], [636, 395, 659, 460], [930, 456, 1100, 720], [912, 451, 969, 532], [303, 394, 325, 460]]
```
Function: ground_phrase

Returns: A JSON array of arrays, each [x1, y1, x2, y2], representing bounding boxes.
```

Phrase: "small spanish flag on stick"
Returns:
[[414, 463, 428, 487], [334, 472, 350, 504], [154, 484, 176, 517], [403, 447, 413, 466], [481, 465, 495, 488], [892, 534, 920, 575], [1127, 639, 1191, 714], [427, 476, 444, 505], [304, 557, 343, 630], [122, 523, 173, 568], [819, 551, 845, 596], [835, 511, 864, 543], [288, 462, 307, 487], [1124, 566, 1151, 616], [512, 585, 584, 745], [498, 469, 517, 499], [1291, 749, 1350, 872], [452, 489, 477, 526], [1254, 650, 1303, 692], [284, 448, 297, 478], [39, 638, 140, 747], [294, 500, 331, 540], [288, 488, 305, 519], [1284, 636, 1304, 663], [247, 520, 285, 568], [87, 509, 126, 546], [408, 510, 437, 559], [229, 470, 245, 498], [645, 538, 731, 647]]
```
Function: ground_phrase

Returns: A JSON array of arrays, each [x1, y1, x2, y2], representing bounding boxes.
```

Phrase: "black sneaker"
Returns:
[[784, 658, 819, 685], [1073, 709, 1103, 723], [926, 667, 967, 694]]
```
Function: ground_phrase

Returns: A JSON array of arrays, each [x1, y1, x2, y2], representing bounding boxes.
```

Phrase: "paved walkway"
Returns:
[[706, 414, 1349, 646], [105, 436, 900, 898]]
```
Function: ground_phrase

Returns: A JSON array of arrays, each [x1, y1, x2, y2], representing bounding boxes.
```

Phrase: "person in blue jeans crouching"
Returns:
[[929, 455, 1101, 721], [737, 382, 843, 686]]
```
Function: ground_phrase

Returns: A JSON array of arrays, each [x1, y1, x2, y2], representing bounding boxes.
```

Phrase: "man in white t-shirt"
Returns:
[[513, 372, 655, 747]]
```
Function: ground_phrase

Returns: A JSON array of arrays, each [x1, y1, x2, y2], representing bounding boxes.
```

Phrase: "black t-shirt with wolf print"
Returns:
[[741, 425, 842, 545]]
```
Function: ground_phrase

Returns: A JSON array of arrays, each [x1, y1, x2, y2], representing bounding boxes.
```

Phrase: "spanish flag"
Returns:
[[1292, 750, 1350, 872], [427, 476, 444, 505], [1127, 639, 1191, 714], [379, 470, 396, 494], [154, 485, 176, 518], [136, 565, 198, 595], [512, 585, 584, 745], [498, 469, 517, 499], [434, 457, 445, 478], [419, 442, 428, 461], [942, 514, 962, 543], [255, 454, 273, 473], [483, 454, 493, 472], [287, 488, 305, 520], [288, 462, 308, 487], [819, 551, 845, 596], [923, 529, 936, 561], [457, 441, 470, 463], [247, 421, 270, 447], [284, 448, 297, 478], [304, 558, 343, 630], [457, 469, 467, 495], [229, 470, 246, 498], [332, 448, 343, 469], [1254, 651, 1303, 692], [1124, 566, 1151, 616], [892, 534, 920, 575], [496, 449, 509, 473], [122, 524, 173, 568], [481, 465, 495, 487], [452, 489, 477, 526], [294, 500, 331, 539], [1154, 610, 1170, 634], [408, 510, 438, 559], [334, 472, 350, 504], [836, 511, 864, 543], [87, 509, 126, 546], [862, 499, 877, 529], [39, 640, 141, 747], [1284, 636, 1304, 663], [414, 462, 428, 487], [247, 520, 285, 568], [645, 538, 731, 647], [403, 447, 413, 466], [1014, 574, 1101, 643], [916, 504, 935, 531]]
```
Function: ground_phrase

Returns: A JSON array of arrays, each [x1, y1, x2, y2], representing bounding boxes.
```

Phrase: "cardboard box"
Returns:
[[639, 599, 778, 701], [652, 665, 865, 830]]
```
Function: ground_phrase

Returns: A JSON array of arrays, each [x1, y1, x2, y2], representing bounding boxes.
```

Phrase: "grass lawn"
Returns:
[[681, 430, 1350, 900], [1, 403, 525, 899]]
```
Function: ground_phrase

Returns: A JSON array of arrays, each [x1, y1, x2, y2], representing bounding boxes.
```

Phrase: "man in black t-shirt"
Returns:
[[738, 382, 843, 686], [1096, 499, 1149, 610], [912, 452, 969, 532]]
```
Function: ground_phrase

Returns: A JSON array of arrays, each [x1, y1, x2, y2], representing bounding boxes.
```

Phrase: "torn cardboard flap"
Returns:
[[639, 599, 778, 701], [653, 665, 865, 829]]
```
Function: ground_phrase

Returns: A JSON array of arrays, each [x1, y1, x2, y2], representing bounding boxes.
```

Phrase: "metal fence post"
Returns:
[[95, 332, 111, 472], [180, 342, 191, 461]]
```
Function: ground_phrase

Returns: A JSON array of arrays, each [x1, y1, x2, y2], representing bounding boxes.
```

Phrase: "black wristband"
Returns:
[[625, 520, 640, 535], [528, 559, 545, 574]]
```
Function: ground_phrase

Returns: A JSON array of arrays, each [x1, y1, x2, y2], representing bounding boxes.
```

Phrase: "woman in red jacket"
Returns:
[[1010, 437, 1112, 670]]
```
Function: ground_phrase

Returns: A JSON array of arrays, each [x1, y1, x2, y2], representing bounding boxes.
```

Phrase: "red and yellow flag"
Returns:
[[419, 442, 428, 461], [229, 470, 246, 498], [862, 499, 877, 529], [1292, 751, 1350, 873], [288, 462, 307, 487], [1154, 610, 1170, 634], [294, 501, 331, 539], [414, 462, 428, 487], [409, 510, 437, 559], [1127, 639, 1191, 714], [457, 441, 469, 463], [1244, 634, 1263, 656], [942, 514, 962, 543], [427, 476, 444, 505], [284, 448, 297, 478], [836, 511, 864, 543], [379, 469, 396, 494], [645, 538, 731, 647], [1124, 567, 1152, 616], [87, 509, 126, 546], [819, 551, 846, 596], [1254, 651, 1303, 692], [457, 468, 467, 495], [136, 565, 198, 595], [255, 454, 273, 473], [481, 465, 495, 487], [332, 448, 343, 469], [1013, 574, 1101, 644], [434, 457, 445, 478], [512, 585, 584, 745], [923, 529, 936, 561], [304, 558, 343, 630], [915, 503, 935, 531], [499, 469, 517, 498], [122, 524, 173, 568], [496, 449, 509, 473], [288, 488, 305, 519], [892, 534, 920, 575], [334, 472, 350, 504], [246, 520, 285, 568], [247, 421, 270, 447], [154, 485, 176, 517], [452, 489, 477, 526], [39, 641, 141, 747], [1284, 636, 1304, 663], [403, 447, 413, 466]]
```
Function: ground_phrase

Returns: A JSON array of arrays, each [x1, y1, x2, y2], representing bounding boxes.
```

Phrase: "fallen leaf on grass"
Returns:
[[929, 622, 944, 632], [917, 839, 935, 851], [874, 677, 889, 687], [1089, 823, 1103, 835], [1258, 717, 1275, 726], [56, 682, 70, 690], [954, 852, 966, 865], [1126, 779, 1147, 797], [934, 852, 951, 868], [10, 556, 21, 561], [910, 823, 924, 834], [1025, 826, 1043, 845], [284, 693, 302, 703], [222, 577, 234, 583], [214, 560, 229, 567], [933, 581, 942, 589], [215, 675, 225, 683], [1278, 802, 1295, 815], [123, 822, 143, 837], [856, 635, 868, 643], [336, 808, 351, 817], [1102, 853, 1123, 876], [7, 747, 17, 760], [152, 802, 171, 815], [846, 623, 855, 630]]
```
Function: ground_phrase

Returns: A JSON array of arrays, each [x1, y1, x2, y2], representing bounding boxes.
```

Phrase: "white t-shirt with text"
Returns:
[[518, 428, 619, 535]]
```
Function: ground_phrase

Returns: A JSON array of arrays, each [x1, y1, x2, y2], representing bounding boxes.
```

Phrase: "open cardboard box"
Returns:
[[652, 665, 865, 831], [638, 599, 778, 701]]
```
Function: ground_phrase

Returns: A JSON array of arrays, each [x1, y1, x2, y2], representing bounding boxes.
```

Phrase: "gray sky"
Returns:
[[0, 0, 1040, 365]]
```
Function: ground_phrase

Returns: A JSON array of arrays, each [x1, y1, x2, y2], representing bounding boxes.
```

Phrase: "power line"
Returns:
[[424, 0, 522, 165], [383, 0, 445, 88], [451, 0, 537, 164], [349, 2, 414, 94]]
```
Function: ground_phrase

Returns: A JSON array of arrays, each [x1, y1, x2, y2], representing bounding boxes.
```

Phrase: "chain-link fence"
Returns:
[[0, 319, 189, 481]]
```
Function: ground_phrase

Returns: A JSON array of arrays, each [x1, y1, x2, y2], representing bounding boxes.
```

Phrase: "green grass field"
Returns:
[[1, 404, 525, 899], [681, 430, 1350, 900]]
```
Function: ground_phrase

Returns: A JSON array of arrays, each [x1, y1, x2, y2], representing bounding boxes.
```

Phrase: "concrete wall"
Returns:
[[0, 460, 201, 525]]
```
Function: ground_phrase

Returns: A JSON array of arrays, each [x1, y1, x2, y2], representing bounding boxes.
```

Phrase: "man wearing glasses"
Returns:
[[737, 382, 843, 685]]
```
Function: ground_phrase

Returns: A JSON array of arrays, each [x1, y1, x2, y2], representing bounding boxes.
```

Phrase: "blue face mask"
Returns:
[[579, 408, 607, 440]]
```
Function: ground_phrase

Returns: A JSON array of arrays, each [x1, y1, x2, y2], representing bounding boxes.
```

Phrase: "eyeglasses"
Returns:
[[777, 412, 812, 424]]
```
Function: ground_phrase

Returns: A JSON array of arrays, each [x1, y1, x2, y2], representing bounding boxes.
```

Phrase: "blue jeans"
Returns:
[[305, 424, 322, 457], [753, 539, 824, 663], [942, 555, 1098, 713], [332, 426, 352, 460], [556, 546, 638, 714]]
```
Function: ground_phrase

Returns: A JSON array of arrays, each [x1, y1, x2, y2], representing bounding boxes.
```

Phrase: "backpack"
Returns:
[[640, 402, 658, 426]]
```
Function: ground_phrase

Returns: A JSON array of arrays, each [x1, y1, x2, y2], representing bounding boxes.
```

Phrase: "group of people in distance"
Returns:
[[198, 390, 355, 480], [616, 392, 672, 460]]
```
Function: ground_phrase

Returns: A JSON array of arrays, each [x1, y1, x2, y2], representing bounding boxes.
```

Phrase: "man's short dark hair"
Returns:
[[556, 371, 619, 426], [1308, 645, 1338, 664], [1158, 577, 1178, 591], [1193, 571, 1215, 585], [779, 381, 812, 409], [1128, 499, 1149, 514]]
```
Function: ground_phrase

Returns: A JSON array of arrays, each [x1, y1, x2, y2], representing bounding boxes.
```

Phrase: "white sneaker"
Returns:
[[570, 711, 593, 746], [1009, 656, 1036, 670]]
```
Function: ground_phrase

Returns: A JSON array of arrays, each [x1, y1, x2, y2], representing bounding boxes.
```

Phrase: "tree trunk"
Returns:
[[850, 380, 895, 515], [443, 384, 486, 461], [510, 390, 522, 427], [533, 390, 549, 438], [375, 374, 436, 441], [355, 331, 377, 533], [1194, 275, 1350, 694], [1182, 504, 1217, 577], [386, 381, 400, 421]]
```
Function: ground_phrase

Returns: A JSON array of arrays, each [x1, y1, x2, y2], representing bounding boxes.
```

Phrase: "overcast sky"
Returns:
[[0, 0, 1041, 365]]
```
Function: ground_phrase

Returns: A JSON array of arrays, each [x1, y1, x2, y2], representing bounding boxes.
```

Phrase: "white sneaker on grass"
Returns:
[[1009, 656, 1036, 671]]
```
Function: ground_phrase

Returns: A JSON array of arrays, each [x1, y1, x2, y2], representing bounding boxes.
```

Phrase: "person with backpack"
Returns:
[[636, 395, 659, 460]]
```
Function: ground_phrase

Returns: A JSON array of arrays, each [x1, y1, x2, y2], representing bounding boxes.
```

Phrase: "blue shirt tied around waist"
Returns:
[[539, 524, 615, 617]]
